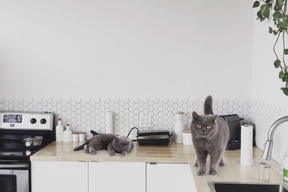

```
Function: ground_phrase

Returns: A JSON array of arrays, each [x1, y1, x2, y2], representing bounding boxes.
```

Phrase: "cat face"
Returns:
[[113, 136, 134, 153], [191, 111, 218, 139]]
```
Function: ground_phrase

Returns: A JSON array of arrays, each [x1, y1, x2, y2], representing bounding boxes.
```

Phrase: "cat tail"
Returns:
[[73, 140, 89, 151], [204, 95, 214, 115]]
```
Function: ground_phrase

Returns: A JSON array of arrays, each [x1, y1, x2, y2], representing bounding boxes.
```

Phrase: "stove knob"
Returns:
[[40, 118, 47, 124], [30, 118, 37, 124]]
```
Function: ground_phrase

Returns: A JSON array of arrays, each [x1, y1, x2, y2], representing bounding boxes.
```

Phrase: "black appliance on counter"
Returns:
[[0, 111, 55, 192], [137, 130, 172, 146], [221, 114, 255, 150]]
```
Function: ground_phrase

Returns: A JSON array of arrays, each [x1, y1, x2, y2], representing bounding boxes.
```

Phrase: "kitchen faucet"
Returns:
[[262, 116, 288, 160]]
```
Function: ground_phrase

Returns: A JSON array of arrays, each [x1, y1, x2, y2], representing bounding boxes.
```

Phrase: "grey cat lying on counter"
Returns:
[[73, 134, 134, 156], [190, 95, 229, 176]]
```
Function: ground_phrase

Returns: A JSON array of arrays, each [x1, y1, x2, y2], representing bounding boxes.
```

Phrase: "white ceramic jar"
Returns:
[[63, 124, 72, 142]]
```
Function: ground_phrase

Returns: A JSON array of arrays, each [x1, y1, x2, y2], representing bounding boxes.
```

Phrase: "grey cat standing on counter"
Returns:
[[73, 134, 134, 156], [190, 95, 229, 176]]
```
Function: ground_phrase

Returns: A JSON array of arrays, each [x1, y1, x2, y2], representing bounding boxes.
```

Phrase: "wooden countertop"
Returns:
[[31, 141, 283, 192]]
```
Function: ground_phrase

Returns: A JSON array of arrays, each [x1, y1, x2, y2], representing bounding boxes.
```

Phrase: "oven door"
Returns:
[[0, 163, 30, 192]]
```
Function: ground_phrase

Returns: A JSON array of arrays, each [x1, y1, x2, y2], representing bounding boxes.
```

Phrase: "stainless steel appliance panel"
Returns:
[[0, 164, 29, 192]]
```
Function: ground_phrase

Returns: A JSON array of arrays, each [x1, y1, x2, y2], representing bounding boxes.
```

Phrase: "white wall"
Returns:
[[0, 0, 253, 99], [252, 13, 288, 107], [252, 9, 288, 163]]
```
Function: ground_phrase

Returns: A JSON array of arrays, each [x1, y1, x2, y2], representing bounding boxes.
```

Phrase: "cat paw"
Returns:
[[109, 151, 116, 156], [219, 161, 225, 167], [84, 145, 89, 153], [90, 151, 97, 155], [197, 170, 206, 176], [209, 169, 218, 175], [88, 147, 97, 155]]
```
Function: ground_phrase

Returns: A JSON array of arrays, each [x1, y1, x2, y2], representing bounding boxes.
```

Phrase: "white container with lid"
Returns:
[[55, 119, 64, 142], [72, 132, 79, 142], [174, 112, 185, 143], [63, 124, 72, 142], [79, 132, 86, 142], [105, 111, 114, 134]]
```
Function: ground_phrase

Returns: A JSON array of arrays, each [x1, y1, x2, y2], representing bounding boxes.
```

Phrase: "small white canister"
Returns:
[[182, 130, 193, 145], [72, 132, 79, 142], [79, 132, 86, 142]]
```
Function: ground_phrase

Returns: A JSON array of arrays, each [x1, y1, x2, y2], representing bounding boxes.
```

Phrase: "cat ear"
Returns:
[[211, 115, 218, 123], [192, 111, 199, 120]]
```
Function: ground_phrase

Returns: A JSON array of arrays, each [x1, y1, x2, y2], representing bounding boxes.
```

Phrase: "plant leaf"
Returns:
[[257, 10, 263, 20], [253, 1, 260, 8], [279, 71, 285, 79], [281, 87, 288, 95], [279, 21, 288, 31], [274, 59, 281, 68], [273, 11, 283, 20], [269, 27, 273, 33], [273, 30, 279, 35], [260, 4, 270, 18], [275, 0, 284, 10], [284, 49, 288, 55], [276, 0, 284, 7]]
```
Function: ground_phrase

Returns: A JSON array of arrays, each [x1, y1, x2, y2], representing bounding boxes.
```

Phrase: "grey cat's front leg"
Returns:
[[84, 145, 89, 153], [107, 144, 116, 156], [89, 146, 97, 155], [196, 151, 208, 176], [209, 151, 223, 175]]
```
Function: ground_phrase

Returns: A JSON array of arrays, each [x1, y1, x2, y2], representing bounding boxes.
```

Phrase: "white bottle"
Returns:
[[55, 119, 64, 142], [63, 124, 72, 142], [174, 112, 185, 143], [105, 111, 114, 134], [283, 150, 288, 183]]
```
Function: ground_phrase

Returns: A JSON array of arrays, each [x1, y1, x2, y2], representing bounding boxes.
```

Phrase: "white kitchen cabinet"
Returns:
[[89, 161, 145, 192], [31, 161, 88, 192], [146, 163, 197, 192]]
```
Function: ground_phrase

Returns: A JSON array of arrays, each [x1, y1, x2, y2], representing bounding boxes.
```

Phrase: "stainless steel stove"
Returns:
[[0, 111, 55, 192]]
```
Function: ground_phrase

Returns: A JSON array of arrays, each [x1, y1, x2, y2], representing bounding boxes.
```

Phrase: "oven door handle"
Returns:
[[0, 164, 29, 168]]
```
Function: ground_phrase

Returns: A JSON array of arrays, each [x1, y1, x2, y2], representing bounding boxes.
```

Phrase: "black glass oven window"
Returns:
[[0, 174, 16, 192], [3, 114, 22, 123]]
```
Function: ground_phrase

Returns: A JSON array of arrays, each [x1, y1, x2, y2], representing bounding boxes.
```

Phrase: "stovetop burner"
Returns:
[[0, 140, 52, 161]]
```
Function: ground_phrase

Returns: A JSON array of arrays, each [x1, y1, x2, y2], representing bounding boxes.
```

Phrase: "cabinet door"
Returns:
[[89, 161, 145, 192], [32, 161, 88, 192], [147, 163, 197, 192]]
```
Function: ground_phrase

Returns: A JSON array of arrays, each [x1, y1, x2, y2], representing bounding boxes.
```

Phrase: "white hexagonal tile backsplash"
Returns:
[[0, 97, 251, 138], [2, 97, 288, 163]]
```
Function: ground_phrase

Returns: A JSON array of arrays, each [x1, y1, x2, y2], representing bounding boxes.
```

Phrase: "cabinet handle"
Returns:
[[0, 164, 29, 168], [149, 162, 157, 165]]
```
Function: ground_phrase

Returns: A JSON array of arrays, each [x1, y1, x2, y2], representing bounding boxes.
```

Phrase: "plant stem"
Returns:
[[283, 0, 287, 68], [282, 31, 287, 68], [273, 32, 282, 68]]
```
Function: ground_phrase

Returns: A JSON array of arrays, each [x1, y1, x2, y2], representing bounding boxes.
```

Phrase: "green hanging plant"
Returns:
[[253, 0, 288, 95]]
